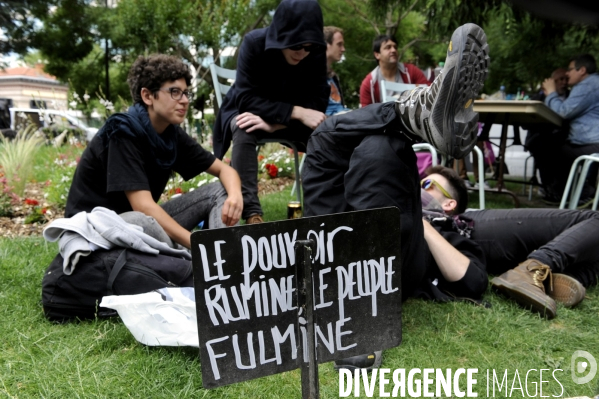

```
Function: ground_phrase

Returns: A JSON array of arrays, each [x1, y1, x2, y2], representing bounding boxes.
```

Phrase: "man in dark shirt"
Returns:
[[66, 54, 243, 249], [424, 165, 594, 320], [212, 0, 329, 225]]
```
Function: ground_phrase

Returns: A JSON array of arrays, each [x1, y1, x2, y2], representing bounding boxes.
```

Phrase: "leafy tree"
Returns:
[[0, 0, 49, 55], [483, 3, 599, 94], [322, 0, 447, 107]]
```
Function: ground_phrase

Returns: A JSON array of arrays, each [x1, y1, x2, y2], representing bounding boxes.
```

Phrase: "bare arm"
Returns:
[[422, 219, 470, 282], [291, 106, 326, 130], [205, 159, 243, 226], [236, 112, 286, 133], [125, 190, 193, 248]]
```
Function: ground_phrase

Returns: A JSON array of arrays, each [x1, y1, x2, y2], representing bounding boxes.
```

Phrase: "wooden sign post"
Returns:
[[191, 207, 402, 392]]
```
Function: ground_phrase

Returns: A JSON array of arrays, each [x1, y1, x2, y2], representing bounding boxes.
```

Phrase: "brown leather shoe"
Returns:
[[491, 259, 557, 319], [548, 273, 586, 307], [245, 214, 264, 224]]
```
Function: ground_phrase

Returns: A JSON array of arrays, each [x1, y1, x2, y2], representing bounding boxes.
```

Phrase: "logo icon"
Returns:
[[571, 350, 597, 384]]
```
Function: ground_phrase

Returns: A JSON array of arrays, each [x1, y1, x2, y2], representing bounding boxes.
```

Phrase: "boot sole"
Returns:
[[491, 276, 557, 318], [430, 24, 490, 159], [549, 274, 586, 307], [333, 351, 383, 372]]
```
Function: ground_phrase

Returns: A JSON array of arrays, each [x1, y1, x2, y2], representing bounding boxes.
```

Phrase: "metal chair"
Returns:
[[559, 153, 599, 210], [380, 81, 417, 102], [209, 63, 303, 203]]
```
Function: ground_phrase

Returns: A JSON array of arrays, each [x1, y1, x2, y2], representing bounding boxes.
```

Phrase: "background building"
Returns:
[[0, 64, 68, 109]]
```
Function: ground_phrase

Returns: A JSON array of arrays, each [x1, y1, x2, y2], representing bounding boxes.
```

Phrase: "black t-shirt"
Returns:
[[65, 126, 216, 217]]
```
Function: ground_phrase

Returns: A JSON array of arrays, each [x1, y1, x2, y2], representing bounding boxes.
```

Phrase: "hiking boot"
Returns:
[[548, 273, 586, 307], [490, 259, 557, 319], [334, 351, 382, 372], [395, 23, 489, 159], [245, 214, 264, 224]]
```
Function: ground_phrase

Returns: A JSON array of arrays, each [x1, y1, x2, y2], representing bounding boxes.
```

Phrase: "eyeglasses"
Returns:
[[287, 44, 313, 52], [421, 178, 453, 199], [159, 87, 194, 102]]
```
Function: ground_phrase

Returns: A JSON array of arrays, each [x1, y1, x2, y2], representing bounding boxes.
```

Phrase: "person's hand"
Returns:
[[293, 107, 326, 130], [221, 192, 243, 226], [542, 78, 556, 95], [236, 112, 282, 133]]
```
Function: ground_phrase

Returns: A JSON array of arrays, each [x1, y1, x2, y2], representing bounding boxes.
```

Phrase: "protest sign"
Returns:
[[191, 207, 402, 388]]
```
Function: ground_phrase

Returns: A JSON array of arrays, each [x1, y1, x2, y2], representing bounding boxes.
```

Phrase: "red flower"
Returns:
[[175, 187, 182, 194], [258, 155, 265, 161], [41, 208, 47, 214], [24, 198, 39, 205], [267, 164, 278, 178]]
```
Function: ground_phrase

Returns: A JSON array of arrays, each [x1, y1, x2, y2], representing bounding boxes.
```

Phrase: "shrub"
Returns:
[[44, 154, 78, 209], [258, 148, 295, 179], [0, 125, 45, 196]]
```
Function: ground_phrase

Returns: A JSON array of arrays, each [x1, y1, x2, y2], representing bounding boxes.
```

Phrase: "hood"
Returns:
[[265, 0, 325, 50]]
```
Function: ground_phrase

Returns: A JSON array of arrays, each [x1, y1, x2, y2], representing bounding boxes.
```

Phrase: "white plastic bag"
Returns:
[[100, 287, 199, 347]]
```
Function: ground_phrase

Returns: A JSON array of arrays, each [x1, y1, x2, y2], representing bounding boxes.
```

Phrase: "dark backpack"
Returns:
[[41, 248, 193, 322]]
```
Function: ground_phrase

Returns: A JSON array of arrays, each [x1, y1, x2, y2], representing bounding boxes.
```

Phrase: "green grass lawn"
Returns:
[[2, 147, 599, 397], [2, 186, 599, 398]]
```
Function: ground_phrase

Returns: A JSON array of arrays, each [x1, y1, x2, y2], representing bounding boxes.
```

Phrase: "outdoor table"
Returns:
[[473, 100, 563, 206]]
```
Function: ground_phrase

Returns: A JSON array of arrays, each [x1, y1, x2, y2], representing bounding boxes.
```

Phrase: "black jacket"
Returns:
[[213, 0, 329, 158], [415, 221, 488, 302]]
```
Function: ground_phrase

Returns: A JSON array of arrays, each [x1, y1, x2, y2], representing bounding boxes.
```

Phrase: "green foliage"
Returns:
[[0, 178, 18, 217], [322, 0, 446, 108], [482, 4, 599, 94], [0, 0, 49, 55], [2, 209, 599, 397], [0, 125, 45, 196], [32, 0, 99, 79], [44, 153, 79, 208]]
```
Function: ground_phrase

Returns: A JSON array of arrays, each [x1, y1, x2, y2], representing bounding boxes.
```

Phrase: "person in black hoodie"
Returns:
[[212, 0, 329, 224]]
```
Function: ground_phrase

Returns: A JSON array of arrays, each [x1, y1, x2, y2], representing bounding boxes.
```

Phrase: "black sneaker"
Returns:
[[333, 351, 382, 372], [541, 194, 560, 206], [577, 196, 595, 209], [395, 23, 490, 158]]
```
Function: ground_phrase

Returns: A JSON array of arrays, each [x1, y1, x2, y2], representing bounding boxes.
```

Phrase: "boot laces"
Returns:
[[527, 264, 553, 292], [397, 71, 442, 112]]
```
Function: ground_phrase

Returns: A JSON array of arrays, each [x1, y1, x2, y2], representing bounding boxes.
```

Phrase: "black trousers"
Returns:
[[230, 118, 311, 219], [303, 103, 428, 299], [465, 208, 599, 287]]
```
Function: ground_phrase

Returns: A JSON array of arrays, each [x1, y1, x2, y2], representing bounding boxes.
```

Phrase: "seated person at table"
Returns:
[[65, 54, 243, 249], [542, 54, 599, 202], [422, 166, 592, 320], [324, 26, 350, 116], [525, 68, 569, 203], [359, 34, 429, 107], [212, 0, 329, 225]]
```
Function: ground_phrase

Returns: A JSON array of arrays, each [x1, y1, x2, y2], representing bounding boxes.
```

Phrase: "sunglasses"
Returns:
[[287, 44, 313, 52], [421, 178, 453, 199]]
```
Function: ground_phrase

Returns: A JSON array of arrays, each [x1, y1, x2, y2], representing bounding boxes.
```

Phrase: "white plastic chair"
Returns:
[[380, 81, 417, 102], [209, 63, 303, 203], [209, 63, 236, 108], [559, 153, 599, 210]]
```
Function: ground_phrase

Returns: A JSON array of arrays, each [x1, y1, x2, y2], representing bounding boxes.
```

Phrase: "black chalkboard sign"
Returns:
[[191, 207, 402, 388]]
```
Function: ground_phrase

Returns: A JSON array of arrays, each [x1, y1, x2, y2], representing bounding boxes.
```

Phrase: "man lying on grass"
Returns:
[[422, 165, 594, 319], [302, 22, 490, 371]]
